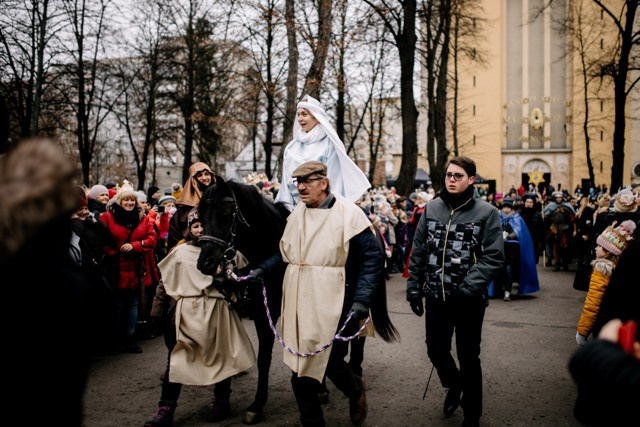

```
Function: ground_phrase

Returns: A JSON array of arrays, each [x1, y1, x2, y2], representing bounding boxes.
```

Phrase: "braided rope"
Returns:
[[236, 274, 369, 357]]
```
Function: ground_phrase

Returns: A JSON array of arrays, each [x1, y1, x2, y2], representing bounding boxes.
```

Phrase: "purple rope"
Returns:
[[237, 274, 370, 357]]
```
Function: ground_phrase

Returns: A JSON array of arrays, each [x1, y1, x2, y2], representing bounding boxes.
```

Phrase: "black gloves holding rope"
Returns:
[[407, 288, 424, 317], [349, 301, 370, 321], [249, 268, 264, 281]]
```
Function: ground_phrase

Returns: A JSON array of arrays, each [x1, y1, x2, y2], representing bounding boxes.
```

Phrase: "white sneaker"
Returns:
[[503, 291, 511, 301]]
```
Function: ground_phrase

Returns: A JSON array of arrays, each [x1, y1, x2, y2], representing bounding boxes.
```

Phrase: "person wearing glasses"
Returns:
[[252, 161, 398, 427], [406, 156, 504, 427], [275, 94, 371, 212]]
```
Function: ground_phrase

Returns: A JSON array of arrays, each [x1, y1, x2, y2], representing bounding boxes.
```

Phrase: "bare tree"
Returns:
[[282, 0, 298, 154], [105, 0, 177, 190], [450, 0, 489, 156], [556, 0, 605, 187], [0, 0, 65, 140], [546, 0, 638, 191], [363, 0, 419, 197], [237, 0, 290, 180], [277, 0, 333, 179], [416, 0, 451, 193], [54, 0, 121, 185], [329, 3, 397, 184], [591, 0, 638, 192], [298, 0, 332, 98]]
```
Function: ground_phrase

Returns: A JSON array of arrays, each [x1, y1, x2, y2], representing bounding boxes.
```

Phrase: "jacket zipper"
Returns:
[[440, 197, 474, 301]]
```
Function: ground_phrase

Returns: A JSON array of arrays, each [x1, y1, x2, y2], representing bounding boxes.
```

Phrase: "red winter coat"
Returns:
[[100, 212, 159, 289]]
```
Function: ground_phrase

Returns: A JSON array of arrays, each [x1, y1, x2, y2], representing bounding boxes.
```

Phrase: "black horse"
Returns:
[[196, 176, 288, 424]]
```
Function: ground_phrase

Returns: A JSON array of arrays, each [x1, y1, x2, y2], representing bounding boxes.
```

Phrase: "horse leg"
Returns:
[[243, 301, 280, 424]]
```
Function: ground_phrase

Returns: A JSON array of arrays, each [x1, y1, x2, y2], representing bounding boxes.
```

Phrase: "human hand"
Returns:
[[120, 243, 134, 252], [350, 302, 370, 321], [249, 268, 264, 280], [407, 288, 424, 317], [575, 331, 588, 346]]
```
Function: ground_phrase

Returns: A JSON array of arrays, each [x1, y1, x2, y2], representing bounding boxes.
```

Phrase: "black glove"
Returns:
[[249, 268, 264, 280], [350, 302, 370, 321], [407, 288, 424, 317]]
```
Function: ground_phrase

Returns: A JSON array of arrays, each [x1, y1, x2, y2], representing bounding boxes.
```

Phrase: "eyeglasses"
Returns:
[[445, 172, 466, 181], [293, 176, 324, 187]]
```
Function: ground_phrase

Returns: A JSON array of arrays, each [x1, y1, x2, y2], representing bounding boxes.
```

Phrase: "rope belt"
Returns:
[[236, 274, 370, 357]]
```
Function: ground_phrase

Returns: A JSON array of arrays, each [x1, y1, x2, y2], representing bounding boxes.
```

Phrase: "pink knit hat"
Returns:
[[87, 184, 108, 200], [596, 220, 636, 256]]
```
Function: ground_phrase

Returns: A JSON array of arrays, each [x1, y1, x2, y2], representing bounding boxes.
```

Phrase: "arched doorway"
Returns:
[[522, 159, 551, 194]]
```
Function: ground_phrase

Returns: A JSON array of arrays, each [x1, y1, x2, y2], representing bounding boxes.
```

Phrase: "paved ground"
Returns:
[[82, 264, 587, 427]]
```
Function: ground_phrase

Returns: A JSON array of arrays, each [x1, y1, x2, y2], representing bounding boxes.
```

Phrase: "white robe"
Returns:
[[279, 194, 373, 381], [158, 244, 255, 386], [275, 95, 371, 211]]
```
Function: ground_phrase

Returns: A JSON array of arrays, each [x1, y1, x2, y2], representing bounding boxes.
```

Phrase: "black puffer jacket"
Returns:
[[407, 187, 504, 303]]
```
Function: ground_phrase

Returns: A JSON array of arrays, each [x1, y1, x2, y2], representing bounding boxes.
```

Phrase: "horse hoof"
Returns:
[[242, 410, 263, 425]]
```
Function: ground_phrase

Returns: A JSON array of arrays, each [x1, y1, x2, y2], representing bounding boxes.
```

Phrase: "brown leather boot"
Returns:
[[349, 377, 367, 425]]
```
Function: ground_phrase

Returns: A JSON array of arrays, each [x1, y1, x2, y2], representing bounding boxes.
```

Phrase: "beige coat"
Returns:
[[158, 244, 255, 385], [280, 194, 372, 381]]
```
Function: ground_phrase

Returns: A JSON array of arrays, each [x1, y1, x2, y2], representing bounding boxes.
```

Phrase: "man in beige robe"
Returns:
[[255, 161, 384, 426]]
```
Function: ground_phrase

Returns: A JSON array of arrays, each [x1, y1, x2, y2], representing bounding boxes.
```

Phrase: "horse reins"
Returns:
[[199, 187, 368, 357], [236, 274, 370, 357], [199, 191, 249, 278]]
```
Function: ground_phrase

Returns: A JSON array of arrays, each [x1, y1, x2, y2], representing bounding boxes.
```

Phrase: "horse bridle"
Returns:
[[199, 189, 250, 279]]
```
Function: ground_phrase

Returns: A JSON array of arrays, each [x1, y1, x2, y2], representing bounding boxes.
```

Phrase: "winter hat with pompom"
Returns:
[[596, 220, 636, 256], [613, 187, 638, 213]]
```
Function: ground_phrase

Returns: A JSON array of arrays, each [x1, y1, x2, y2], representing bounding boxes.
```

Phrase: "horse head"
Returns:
[[196, 177, 246, 276]]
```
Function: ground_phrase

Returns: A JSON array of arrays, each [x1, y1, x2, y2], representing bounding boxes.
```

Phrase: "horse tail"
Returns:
[[370, 278, 400, 343]]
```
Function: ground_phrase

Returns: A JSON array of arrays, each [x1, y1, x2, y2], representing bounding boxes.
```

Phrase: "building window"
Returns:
[[473, 105, 476, 116], [600, 161, 603, 172], [600, 38, 604, 49], [600, 100, 604, 112], [473, 135, 476, 146], [473, 76, 476, 87], [600, 131, 603, 141]]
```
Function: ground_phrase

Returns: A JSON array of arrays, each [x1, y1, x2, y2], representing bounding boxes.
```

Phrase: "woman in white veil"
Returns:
[[275, 94, 371, 211]]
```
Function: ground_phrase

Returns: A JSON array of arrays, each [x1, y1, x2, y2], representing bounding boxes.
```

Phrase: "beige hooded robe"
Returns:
[[158, 243, 255, 385]]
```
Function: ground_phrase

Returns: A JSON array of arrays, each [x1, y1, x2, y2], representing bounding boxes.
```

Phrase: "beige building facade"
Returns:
[[414, 0, 639, 194]]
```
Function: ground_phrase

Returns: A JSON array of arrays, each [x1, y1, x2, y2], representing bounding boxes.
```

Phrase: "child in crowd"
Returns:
[[576, 220, 636, 345]]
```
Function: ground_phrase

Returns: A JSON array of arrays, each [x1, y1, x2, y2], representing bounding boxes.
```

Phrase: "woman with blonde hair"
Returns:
[[100, 181, 160, 353]]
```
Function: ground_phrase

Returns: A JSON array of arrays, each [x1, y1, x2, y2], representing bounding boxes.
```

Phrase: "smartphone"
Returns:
[[157, 205, 165, 213], [618, 320, 637, 355]]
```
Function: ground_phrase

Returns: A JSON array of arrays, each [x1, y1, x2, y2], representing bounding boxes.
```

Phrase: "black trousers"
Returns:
[[424, 298, 486, 420], [158, 323, 231, 407], [291, 335, 362, 426]]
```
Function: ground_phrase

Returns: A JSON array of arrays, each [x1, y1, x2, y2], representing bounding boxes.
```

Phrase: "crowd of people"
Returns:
[[2, 93, 638, 426]]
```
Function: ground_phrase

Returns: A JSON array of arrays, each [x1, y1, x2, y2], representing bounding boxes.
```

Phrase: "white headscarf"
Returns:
[[276, 94, 371, 210]]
